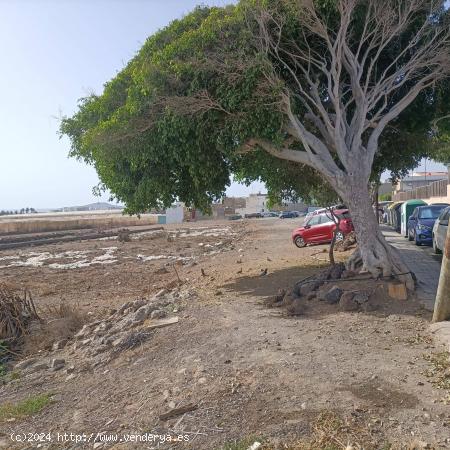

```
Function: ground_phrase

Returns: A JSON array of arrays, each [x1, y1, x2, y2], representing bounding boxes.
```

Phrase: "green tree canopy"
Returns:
[[61, 1, 450, 216]]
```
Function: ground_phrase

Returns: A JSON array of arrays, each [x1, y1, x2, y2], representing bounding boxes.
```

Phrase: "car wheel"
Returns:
[[294, 236, 306, 248], [335, 231, 344, 241], [408, 229, 413, 241], [433, 237, 442, 254], [414, 232, 422, 246]]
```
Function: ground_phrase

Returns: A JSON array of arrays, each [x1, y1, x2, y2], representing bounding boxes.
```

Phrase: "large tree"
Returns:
[[61, 0, 450, 287]]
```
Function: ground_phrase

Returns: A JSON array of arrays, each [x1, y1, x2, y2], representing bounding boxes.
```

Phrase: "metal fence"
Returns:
[[393, 179, 448, 202]]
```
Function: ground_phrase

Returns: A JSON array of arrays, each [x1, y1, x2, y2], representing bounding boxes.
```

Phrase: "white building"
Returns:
[[236, 193, 269, 216]]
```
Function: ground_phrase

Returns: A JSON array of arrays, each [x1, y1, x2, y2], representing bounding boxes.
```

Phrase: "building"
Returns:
[[222, 196, 246, 215], [245, 193, 270, 214], [393, 173, 448, 193], [392, 168, 450, 203]]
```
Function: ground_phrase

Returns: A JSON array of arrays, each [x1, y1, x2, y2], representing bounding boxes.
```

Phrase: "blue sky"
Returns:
[[0, 0, 264, 210], [0, 1, 445, 210]]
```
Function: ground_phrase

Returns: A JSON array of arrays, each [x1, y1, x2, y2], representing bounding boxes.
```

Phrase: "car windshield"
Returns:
[[419, 206, 444, 220]]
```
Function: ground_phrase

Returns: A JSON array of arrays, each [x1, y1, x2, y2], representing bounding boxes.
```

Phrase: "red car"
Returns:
[[292, 209, 354, 248]]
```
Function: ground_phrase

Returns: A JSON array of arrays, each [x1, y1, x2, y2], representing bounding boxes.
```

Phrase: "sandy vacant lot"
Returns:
[[0, 219, 449, 449]]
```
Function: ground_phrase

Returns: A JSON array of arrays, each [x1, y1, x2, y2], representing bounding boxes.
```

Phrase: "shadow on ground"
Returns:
[[222, 265, 323, 299]]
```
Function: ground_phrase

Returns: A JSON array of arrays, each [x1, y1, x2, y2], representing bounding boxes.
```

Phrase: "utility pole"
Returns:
[[433, 221, 450, 322]]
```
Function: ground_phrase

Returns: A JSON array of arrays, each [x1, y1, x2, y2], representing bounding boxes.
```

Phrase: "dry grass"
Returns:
[[222, 412, 429, 450], [22, 302, 88, 355], [423, 351, 450, 399]]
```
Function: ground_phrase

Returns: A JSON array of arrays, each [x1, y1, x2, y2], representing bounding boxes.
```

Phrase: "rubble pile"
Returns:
[[266, 263, 376, 315], [13, 288, 195, 376]]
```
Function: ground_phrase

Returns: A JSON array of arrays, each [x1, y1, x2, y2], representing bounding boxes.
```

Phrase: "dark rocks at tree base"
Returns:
[[294, 280, 322, 297], [338, 290, 376, 312], [293, 263, 346, 298], [323, 286, 343, 304], [328, 263, 345, 280], [339, 291, 359, 311], [286, 298, 305, 316], [353, 291, 370, 305], [282, 291, 298, 308], [342, 270, 358, 279]]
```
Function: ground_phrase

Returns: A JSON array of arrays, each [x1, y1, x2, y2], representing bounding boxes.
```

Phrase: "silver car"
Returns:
[[432, 206, 450, 254]]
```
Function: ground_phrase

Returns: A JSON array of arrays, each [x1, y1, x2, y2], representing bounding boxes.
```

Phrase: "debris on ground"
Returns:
[[159, 403, 198, 421], [0, 283, 40, 343], [117, 228, 131, 242], [334, 231, 357, 252]]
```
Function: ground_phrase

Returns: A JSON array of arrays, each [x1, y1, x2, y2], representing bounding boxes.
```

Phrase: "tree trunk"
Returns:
[[336, 175, 414, 290], [327, 208, 341, 266]]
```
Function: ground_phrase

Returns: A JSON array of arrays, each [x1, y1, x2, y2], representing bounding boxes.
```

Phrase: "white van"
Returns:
[[433, 206, 450, 253]]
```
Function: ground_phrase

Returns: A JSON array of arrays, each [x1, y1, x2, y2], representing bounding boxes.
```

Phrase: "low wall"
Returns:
[[0, 212, 159, 235], [427, 185, 450, 205]]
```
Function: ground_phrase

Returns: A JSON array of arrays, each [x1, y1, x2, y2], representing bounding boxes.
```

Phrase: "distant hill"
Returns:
[[59, 202, 124, 212]]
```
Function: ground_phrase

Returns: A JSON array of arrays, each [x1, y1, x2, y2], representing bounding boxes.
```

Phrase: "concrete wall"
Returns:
[[165, 204, 184, 224], [0, 211, 159, 235], [427, 185, 450, 205]]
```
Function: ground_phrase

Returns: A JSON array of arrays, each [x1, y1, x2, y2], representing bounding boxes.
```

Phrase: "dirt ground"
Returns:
[[0, 218, 449, 449]]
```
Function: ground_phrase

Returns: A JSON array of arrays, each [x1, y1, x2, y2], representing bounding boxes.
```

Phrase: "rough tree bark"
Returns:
[[335, 175, 414, 289]]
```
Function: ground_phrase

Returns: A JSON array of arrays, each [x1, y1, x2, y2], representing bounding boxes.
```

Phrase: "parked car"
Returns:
[[279, 211, 298, 219], [261, 211, 278, 218], [432, 206, 450, 253], [407, 204, 449, 246], [244, 212, 262, 219], [304, 205, 347, 221], [291, 209, 354, 248], [228, 214, 242, 221]]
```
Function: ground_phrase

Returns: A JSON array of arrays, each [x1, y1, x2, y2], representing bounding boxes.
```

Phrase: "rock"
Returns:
[[323, 286, 343, 304], [354, 291, 370, 305], [27, 363, 49, 373], [155, 266, 169, 275], [296, 280, 322, 296], [328, 263, 345, 280], [93, 322, 112, 335], [155, 289, 167, 298], [14, 358, 38, 371], [282, 291, 297, 307], [286, 298, 305, 316], [150, 309, 167, 319], [198, 377, 207, 384], [52, 339, 67, 351], [66, 366, 75, 374], [74, 325, 90, 339], [339, 292, 359, 311], [50, 358, 65, 371], [132, 305, 155, 323], [65, 374, 76, 382], [341, 269, 357, 278]]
